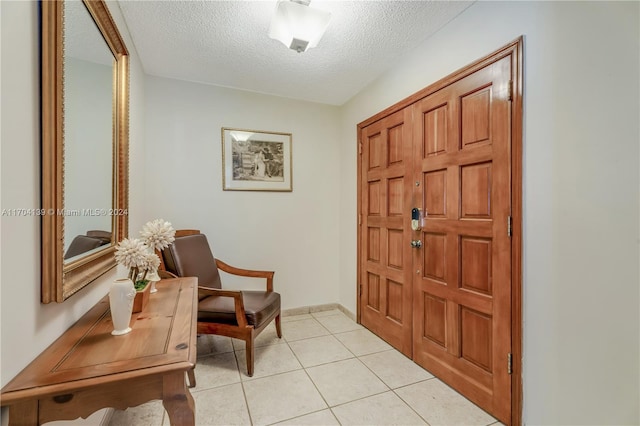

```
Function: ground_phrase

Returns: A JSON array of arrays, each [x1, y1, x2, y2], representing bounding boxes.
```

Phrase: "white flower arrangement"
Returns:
[[114, 219, 175, 290], [140, 219, 175, 251]]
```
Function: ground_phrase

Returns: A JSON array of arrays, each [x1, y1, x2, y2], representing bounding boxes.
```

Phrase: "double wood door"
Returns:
[[358, 42, 521, 424]]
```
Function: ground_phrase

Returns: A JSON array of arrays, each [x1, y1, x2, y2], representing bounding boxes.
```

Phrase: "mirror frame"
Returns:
[[41, 0, 129, 303]]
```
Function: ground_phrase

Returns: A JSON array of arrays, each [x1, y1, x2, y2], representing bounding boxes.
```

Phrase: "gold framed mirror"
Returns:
[[41, 0, 129, 303]]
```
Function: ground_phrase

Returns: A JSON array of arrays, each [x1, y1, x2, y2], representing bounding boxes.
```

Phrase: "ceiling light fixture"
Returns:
[[268, 0, 331, 53]]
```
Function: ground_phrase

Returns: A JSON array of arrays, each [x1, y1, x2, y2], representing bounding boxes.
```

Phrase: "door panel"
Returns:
[[358, 44, 519, 425], [412, 56, 512, 422], [360, 108, 413, 356]]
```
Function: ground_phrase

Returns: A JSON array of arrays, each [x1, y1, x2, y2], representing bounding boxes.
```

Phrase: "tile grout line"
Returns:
[[291, 316, 397, 425], [235, 349, 256, 426], [284, 317, 340, 424], [390, 380, 437, 426], [275, 314, 398, 425], [264, 408, 340, 426], [203, 317, 431, 423], [236, 317, 340, 425], [345, 337, 433, 426], [112, 312, 497, 425]]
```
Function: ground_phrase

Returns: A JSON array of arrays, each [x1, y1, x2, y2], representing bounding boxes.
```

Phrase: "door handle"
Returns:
[[411, 240, 422, 248]]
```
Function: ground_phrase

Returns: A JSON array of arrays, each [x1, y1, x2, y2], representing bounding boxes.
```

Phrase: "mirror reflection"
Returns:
[[62, 0, 114, 262]]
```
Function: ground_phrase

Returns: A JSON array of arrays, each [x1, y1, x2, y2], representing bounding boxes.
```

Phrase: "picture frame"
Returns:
[[222, 127, 293, 192]]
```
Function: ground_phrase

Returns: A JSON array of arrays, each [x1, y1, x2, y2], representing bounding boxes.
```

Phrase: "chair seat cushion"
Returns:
[[198, 290, 280, 327]]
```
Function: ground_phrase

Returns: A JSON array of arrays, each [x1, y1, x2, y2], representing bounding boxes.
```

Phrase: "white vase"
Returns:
[[109, 278, 136, 335]]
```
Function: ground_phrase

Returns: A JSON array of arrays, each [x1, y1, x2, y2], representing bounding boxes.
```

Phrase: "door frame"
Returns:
[[356, 37, 523, 425]]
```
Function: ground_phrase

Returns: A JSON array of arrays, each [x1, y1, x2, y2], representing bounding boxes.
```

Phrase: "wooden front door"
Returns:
[[358, 40, 521, 425], [359, 108, 414, 356], [411, 56, 512, 422]]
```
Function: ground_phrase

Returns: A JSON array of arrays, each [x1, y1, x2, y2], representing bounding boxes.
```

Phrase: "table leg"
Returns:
[[162, 372, 195, 426], [8, 400, 39, 426], [187, 367, 196, 388]]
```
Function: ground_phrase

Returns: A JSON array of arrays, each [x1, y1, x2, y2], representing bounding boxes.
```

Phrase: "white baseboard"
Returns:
[[283, 303, 356, 322]]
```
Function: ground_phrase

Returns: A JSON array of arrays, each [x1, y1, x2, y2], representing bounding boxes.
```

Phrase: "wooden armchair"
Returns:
[[159, 230, 282, 377]]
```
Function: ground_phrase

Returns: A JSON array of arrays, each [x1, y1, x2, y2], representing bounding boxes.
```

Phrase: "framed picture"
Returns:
[[222, 128, 293, 192]]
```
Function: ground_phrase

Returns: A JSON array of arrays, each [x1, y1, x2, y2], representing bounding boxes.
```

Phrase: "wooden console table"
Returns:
[[1, 277, 197, 426]]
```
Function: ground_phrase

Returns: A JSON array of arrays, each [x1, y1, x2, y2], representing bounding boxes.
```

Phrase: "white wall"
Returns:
[[144, 77, 341, 310], [339, 1, 639, 424], [0, 1, 146, 423]]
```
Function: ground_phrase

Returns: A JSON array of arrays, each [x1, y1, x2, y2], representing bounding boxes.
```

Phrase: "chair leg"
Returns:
[[275, 314, 282, 338], [246, 335, 255, 377], [187, 367, 196, 388]]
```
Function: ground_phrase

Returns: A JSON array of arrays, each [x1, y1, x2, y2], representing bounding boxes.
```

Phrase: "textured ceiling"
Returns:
[[66, 0, 115, 65], [117, 0, 474, 105]]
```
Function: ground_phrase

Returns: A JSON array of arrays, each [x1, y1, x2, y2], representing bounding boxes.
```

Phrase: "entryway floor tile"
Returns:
[[282, 317, 330, 342], [359, 349, 433, 389], [236, 342, 302, 380], [272, 409, 340, 425], [395, 378, 497, 426], [314, 312, 363, 334], [288, 334, 354, 367], [331, 391, 427, 425], [306, 358, 389, 407], [108, 312, 497, 426], [333, 328, 393, 356], [242, 370, 327, 426]]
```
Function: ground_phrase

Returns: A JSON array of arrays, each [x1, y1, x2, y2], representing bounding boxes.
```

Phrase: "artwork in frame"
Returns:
[[222, 128, 293, 191]]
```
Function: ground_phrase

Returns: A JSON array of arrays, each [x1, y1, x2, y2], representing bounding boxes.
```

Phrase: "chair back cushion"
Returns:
[[162, 234, 222, 289], [64, 235, 108, 259], [85, 230, 112, 243]]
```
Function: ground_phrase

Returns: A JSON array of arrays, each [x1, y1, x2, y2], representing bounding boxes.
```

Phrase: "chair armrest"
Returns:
[[215, 259, 275, 292], [198, 287, 248, 328], [159, 270, 178, 279]]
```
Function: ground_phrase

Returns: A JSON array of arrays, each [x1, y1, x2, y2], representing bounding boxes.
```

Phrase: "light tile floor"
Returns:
[[109, 310, 501, 426]]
